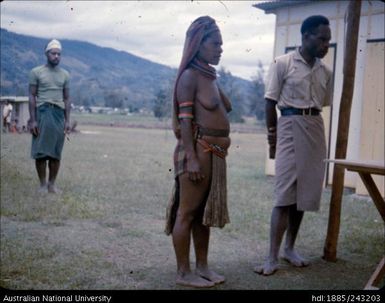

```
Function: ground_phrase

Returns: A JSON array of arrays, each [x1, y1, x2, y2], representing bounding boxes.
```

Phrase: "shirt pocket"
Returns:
[[286, 76, 310, 101]]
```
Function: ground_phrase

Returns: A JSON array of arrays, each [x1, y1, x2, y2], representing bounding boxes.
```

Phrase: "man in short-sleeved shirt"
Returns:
[[265, 48, 333, 111], [29, 39, 71, 194], [254, 15, 332, 276], [29, 64, 70, 109]]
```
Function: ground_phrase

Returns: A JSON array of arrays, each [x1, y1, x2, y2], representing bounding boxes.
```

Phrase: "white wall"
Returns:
[[263, 0, 385, 193]]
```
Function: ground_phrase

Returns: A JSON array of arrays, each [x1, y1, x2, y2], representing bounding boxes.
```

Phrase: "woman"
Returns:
[[165, 16, 232, 288]]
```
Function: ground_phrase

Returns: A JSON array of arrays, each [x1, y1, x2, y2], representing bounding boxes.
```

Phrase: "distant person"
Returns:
[[28, 39, 71, 194], [165, 16, 232, 288], [2, 100, 13, 132], [10, 118, 21, 134], [254, 15, 333, 275]]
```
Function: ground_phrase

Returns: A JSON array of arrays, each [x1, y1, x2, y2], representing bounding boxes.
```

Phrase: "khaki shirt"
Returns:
[[265, 48, 333, 110]]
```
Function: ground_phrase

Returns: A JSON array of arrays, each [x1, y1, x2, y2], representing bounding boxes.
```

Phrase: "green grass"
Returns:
[[70, 112, 265, 133], [0, 120, 383, 290], [71, 112, 167, 128]]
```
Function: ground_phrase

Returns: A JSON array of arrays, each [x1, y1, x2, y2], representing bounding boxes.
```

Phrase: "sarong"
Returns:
[[31, 103, 65, 160], [275, 115, 326, 211], [165, 128, 230, 235]]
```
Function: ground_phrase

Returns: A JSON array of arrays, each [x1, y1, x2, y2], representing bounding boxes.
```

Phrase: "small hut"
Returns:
[[1, 96, 29, 132]]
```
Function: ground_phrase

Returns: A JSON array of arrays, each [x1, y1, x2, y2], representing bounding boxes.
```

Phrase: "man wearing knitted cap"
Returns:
[[28, 39, 71, 193], [165, 16, 232, 288]]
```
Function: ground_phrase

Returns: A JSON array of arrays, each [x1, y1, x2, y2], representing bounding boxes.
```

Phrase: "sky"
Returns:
[[0, 0, 276, 80]]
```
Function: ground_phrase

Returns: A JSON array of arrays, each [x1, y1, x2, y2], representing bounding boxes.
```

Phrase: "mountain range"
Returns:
[[0, 28, 262, 118]]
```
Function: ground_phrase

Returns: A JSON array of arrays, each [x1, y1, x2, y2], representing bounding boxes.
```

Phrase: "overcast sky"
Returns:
[[1, 1, 276, 80]]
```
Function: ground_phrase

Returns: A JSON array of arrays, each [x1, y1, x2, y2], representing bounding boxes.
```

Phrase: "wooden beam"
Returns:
[[358, 172, 385, 221], [323, 0, 362, 262], [364, 257, 385, 290]]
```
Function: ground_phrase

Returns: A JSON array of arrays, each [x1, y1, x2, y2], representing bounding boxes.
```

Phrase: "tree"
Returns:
[[104, 89, 124, 109], [153, 83, 173, 120], [217, 67, 244, 123], [73, 86, 91, 107], [250, 60, 266, 122]]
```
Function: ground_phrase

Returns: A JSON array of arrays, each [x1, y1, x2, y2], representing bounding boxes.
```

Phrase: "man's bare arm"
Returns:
[[28, 84, 39, 136], [265, 98, 277, 159]]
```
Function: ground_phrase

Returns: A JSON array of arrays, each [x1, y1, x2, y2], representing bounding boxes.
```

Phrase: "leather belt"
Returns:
[[280, 107, 320, 116], [197, 127, 229, 138]]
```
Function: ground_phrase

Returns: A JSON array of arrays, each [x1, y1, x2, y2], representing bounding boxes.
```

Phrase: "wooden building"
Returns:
[[0, 96, 29, 132], [254, 0, 384, 196]]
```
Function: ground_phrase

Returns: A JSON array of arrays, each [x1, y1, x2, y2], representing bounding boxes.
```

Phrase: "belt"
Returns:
[[197, 127, 229, 138], [280, 107, 320, 116], [197, 138, 227, 159], [42, 103, 62, 109]]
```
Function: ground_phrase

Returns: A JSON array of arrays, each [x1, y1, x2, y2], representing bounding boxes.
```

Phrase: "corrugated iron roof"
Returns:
[[253, 0, 313, 13], [0, 96, 29, 103]]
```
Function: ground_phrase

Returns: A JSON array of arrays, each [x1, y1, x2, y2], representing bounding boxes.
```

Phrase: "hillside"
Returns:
[[0, 28, 263, 118]]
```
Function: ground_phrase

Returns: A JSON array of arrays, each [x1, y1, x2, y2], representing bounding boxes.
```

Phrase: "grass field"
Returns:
[[0, 119, 384, 290]]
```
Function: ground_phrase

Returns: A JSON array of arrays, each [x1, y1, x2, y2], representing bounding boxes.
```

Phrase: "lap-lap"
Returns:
[[178, 145, 212, 212], [274, 116, 326, 211], [31, 104, 65, 160]]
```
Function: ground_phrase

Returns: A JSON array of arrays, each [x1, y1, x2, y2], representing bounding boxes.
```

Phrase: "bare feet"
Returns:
[[176, 272, 215, 288], [47, 183, 61, 194], [38, 184, 48, 194], [253, 259, 279, 276], [283, 250, 309, 267], [195, 267, 225, 285]]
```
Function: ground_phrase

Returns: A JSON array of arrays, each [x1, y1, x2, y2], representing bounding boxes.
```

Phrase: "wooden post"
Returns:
[[323, 0, 362, 261]]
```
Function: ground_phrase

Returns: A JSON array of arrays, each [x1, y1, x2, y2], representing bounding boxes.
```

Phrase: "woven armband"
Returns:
[[178, 101, 194, 120], [178, 113, 194, 119], [179, 101, 194, 109]]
